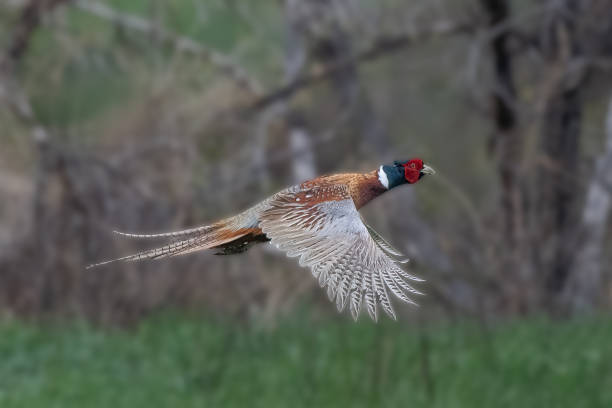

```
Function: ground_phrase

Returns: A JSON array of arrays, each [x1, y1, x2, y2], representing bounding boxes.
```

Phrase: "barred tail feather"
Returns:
[[86, 223, 254, 269], [112, 224, 218, 240], [86, 236, 207, 269]]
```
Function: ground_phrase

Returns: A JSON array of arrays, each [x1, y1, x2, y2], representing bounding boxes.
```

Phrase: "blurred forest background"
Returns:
[[1, 0, 612, 407]]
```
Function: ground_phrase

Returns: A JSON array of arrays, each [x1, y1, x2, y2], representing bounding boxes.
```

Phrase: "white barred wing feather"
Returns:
[[259, 185, 422, 321]]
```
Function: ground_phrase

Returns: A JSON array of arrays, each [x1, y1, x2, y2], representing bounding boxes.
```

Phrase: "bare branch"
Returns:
[[74, 0, 263, 96], [4, 0, 72, 64], [246, 19, 469, 112], [0, 0, 71, 143]]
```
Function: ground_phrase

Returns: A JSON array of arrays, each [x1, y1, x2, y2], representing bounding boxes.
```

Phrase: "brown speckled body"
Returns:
[[214, 169, 387, 250], [300, 170, 386, 209], [213, 169, 387, 253]]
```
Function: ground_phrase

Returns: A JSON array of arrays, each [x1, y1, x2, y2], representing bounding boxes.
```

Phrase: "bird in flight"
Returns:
[[88, 159, 435, 321]]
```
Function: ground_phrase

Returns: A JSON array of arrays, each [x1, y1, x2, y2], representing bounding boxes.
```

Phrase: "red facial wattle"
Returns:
[[403, 159, 424, 184]]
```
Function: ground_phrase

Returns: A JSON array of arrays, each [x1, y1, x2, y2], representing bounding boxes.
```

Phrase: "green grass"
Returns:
[[0, 313, 611, 408]]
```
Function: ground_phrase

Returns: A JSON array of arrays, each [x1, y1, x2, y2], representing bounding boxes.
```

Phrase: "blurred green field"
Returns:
[[0, 313, 610, 408]]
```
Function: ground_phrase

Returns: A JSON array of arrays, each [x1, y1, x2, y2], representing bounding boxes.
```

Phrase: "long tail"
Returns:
[[111, 225, 215, 240], [86, 222, 254, 269]]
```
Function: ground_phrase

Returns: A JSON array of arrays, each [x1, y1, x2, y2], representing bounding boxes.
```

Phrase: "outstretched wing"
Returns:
[[259, 185, 423, 321]]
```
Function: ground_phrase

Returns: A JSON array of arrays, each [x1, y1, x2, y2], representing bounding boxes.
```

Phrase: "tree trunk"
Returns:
[[289, 126, 316, 182], [534, 8, 584, 310], [480, 0, 531, 311], [565, 93, 612, 311], [538, 87, 582, 300]]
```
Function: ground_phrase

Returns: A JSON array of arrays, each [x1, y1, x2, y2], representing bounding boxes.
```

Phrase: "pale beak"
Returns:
[[421, 164, 436, 176]]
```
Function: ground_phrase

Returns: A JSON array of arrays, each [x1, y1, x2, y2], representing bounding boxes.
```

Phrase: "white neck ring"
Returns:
[[378, 166, 389, 189]]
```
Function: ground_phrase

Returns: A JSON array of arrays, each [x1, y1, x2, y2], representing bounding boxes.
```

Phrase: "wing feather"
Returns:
[[365, 223, 410, 264], [349, 266, 363, 320], [259, 185, 422, 321]]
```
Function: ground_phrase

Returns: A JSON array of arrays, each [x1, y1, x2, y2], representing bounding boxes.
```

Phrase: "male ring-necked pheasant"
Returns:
[[89, 159, 435, 321]]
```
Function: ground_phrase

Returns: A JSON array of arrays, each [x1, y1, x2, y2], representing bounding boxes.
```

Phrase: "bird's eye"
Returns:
[[410, 163, 416, 169]]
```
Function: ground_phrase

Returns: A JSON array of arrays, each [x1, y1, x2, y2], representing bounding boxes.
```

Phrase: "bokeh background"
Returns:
[[1, 0, 612, 407]]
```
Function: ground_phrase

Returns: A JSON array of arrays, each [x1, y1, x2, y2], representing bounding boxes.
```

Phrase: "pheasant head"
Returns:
[[378, 158, 435, 189]]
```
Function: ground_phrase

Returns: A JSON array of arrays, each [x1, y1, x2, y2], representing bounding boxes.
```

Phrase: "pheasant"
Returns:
[[88, 158, 435, 321]]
